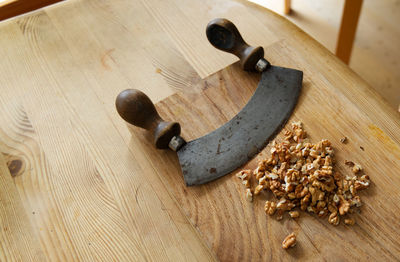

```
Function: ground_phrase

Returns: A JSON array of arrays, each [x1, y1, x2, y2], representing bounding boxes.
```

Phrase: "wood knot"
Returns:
[[7, 158, 25, 177]]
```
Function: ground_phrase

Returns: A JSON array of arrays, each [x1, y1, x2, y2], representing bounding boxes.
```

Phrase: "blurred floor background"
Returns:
[[249, 0, 400, 111]]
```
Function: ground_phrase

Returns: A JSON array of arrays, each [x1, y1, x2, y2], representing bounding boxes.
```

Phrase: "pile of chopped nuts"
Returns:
[[236, 122, 370, 228]]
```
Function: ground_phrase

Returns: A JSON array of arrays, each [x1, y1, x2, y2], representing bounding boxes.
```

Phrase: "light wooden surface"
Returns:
[[0, 0, 399, 261], [336, 0, 363, 64]]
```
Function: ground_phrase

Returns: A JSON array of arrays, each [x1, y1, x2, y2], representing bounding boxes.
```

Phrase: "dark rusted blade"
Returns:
[[178, 66, 303, 186]]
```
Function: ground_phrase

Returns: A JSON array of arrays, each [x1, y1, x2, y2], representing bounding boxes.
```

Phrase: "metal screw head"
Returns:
[[169, 135, 186, 151], [255, 58, 270, 72]]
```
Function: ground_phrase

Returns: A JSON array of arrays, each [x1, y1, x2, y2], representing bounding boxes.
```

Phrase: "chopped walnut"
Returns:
[[276, 210, 284, 221], [236, 170, 251, 180], [254, 184, 264, 195], [242, 180, 250, 188], [338, 199, 350, 215], [344, 160, 354, 166], [264, 201, 277, 215], [340, 137, 348, 143], [354, 180, 369, 190], [259, 176, 268, 185], [282, 232, 296, 249], [276, 198, 295, 211], [245, 189, 253, 202], [352, 164, 362, 174], [328, 212, 340, 226], [344, 218, 355, 225], [289, 211, 300, 218]]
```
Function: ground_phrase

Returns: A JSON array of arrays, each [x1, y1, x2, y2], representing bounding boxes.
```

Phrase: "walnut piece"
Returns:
[[328, 212, 340, 226], [282, 232, 297, 249], [344, 160, 354, 166], [344, 218, 355, 225], [264, 201, 277, 215], [245, 189, 253, 202], [242, 180, 250, 188], [339, 199, 350, 215], [254, 184, 264, 195], [289, 211, 300, 218], [236, 170, 251, 180], [352, 164, 362, 174]]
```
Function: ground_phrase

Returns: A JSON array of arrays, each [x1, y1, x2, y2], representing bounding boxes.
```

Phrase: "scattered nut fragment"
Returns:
[[289, 211, 300, 218], [344, 160, 354, 166], [344, 218, 355, 225], [282, 232, 297, 249], [276, 210, 284, 221], [340, 137, 348, 143], [352, 164, 362, 174], [338, 199, 350, 215], [259, 176, 268, 186], [254, 184, 264, 195], [242, 179, 250, 188], [354, 180, 369, 190], [328, 212, 340, 226], [245, 189, 253, 202], [264, 201, 277, 215], [236, 170, 251, 179]]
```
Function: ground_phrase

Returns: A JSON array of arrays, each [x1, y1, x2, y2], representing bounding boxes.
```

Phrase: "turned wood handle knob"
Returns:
[[116, 89, 181, 149], [206, 18, 265, 71]]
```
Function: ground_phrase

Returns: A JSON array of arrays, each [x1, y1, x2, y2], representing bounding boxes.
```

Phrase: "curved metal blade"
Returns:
[[178, 66, 303, 186]]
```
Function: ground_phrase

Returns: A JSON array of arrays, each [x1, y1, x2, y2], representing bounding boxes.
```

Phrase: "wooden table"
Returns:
[[1, 0, 400, 261]]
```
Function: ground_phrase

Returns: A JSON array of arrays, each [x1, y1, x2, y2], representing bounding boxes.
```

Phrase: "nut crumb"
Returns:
[[276, 210, 284, 221], [328, 212, 340, 226], [245, 189, 253, 202], [242, 180, 250, 188], [352, 164, 362, 174], [340, 137, 348, 143], [289, 211, 300, 218], [282, 232, 296, 249], [344, 218, 355, 225], [236, 170, 251, 180], [254, 184, 264, 195], [264, 201, 277, 215]]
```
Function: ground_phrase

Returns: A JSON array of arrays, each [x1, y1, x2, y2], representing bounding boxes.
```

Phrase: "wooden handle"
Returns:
[[206, 18, 265, 71], [115, 89, 181, 149]]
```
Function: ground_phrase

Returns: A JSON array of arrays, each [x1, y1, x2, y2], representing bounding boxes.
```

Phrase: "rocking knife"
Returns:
[[116, 18, 303, 186]]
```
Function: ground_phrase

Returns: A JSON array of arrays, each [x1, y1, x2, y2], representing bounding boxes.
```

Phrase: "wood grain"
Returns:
[[0, 3, 215, 261], [0, 0, 399, 260]]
